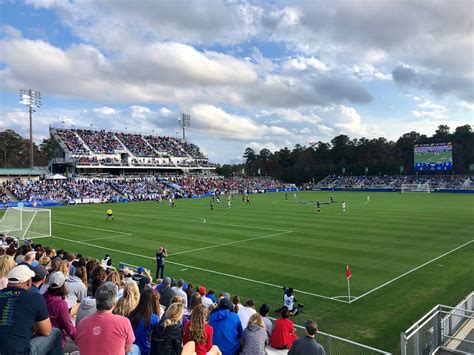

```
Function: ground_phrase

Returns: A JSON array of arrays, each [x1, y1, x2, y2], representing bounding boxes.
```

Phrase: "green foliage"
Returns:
[[239, 125, 473, 183]]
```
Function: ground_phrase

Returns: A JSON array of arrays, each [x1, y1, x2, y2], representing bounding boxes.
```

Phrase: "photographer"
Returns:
[[155, 246, 167, 280], [283, 288, 303, 316]]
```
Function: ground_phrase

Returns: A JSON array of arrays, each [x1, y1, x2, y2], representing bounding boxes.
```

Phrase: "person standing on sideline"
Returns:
[[288, 320, 325, 355], [156, 246, 167, 280], [341, 201, 346, 212]]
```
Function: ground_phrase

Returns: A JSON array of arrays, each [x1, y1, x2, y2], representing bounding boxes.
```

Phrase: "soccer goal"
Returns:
[[0, 207, 51, 240], [401, 183, 432, 193]]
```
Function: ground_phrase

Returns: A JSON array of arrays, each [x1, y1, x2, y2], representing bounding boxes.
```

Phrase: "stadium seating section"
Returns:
[[51, 128, 215, 169]]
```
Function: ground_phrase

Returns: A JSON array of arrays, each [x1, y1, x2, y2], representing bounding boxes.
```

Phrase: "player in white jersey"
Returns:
[[293, 192, 297, 200], [366, 195, 371, 204], [341, 201, 346, 212]]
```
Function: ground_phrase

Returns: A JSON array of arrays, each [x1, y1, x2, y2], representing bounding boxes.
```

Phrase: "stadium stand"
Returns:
[[49, 127, 215, 172]]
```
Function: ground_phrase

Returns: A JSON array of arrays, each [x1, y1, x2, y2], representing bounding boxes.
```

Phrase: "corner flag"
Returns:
[[346, 265, 352, 302]]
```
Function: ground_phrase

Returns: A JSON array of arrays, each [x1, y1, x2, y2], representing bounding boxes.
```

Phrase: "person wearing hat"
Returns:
[[158, 276, 176, 308], [198, 286, 213, 309], [44, 271, 77, 348], [132, 266, 151, 294], [209, 297, 243, 355], [31, 264, 48, 293], [0, 265, 62, 354], [288, 320, 325, 355]]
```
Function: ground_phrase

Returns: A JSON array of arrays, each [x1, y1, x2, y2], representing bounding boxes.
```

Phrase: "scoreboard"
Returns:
[[414, 143, 453, 172]]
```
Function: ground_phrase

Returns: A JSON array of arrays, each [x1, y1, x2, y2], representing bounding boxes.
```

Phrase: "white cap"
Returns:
[[8, 265, 35, 284]]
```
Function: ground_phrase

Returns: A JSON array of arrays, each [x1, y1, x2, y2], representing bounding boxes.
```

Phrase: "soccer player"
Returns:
[[285, 192, 288, 200], [341, 201, 346, 212], [106, 208, 114, 221], [245, 195, 251, 205], [227, 198, 231, 209], [216, 195, 221, 207], [210, 197, 214, 211], [366, 195, 371, 204], [330, 196, 334, 204], [316, 201, 321, 214], [293, 192, 297, 200]]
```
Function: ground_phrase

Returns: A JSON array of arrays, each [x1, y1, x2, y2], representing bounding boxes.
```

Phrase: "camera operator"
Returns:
[[283, 287, 303, 316], [155, 246, 167, 280]]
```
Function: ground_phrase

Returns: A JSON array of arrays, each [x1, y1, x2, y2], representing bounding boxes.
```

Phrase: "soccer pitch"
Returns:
[[12, 191, 474, 351]]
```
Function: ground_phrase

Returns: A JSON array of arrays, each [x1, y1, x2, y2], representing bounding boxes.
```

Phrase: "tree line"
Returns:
[[217, 124, 473, 184], [0, 129, 53, 168]]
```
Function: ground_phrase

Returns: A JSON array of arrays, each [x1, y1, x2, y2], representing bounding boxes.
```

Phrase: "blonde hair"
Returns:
[[164, 302, 184, 327], [0, 255, 15, 278], [105, 271, 121, 287], [57, 260, 70, 277], [170, 295, 185, 305], [113, 280, 140, 317], [39, 256, 51, 269], [248, 313, 265, 328]]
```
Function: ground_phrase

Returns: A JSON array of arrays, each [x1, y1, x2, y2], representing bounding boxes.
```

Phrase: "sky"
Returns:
[[0, 0, 473, 164]]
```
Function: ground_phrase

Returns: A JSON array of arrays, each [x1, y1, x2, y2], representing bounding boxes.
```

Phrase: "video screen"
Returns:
[[414, 143, 453, 171]]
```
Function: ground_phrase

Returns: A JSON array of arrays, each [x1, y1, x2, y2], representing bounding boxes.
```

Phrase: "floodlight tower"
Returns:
[[19, 89, 41, 168], [178, 113, 191, 141]]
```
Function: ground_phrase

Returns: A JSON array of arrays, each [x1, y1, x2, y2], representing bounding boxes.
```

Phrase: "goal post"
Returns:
[[401, 183, 431, 193], [0, 207, 51, 240]]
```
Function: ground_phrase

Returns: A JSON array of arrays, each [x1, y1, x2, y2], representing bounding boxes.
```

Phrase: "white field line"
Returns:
[[168, 230, 293, 256], [350, 239, 474, 304], [81, 234, 133, 242], [50, 235, 348, 303]]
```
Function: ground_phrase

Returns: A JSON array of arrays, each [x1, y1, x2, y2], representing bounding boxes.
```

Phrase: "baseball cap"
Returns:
[[8, 265, 35, 284], [305, 320, 318, 335], [32, 265, 48, 282], [49, 272, 67, 289], [137, 266, 145, 273], [198, 286, 206, 295]]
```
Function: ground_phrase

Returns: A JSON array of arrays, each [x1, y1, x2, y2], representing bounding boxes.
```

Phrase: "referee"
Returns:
[[105, 208, 114, 222]]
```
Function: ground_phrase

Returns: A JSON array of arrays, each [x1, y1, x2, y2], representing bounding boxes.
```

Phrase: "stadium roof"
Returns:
[[0, 167, 50, 176]]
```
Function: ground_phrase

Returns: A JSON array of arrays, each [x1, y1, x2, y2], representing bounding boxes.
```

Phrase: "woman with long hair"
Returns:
[[185, 282, 194, 305], [128, 289, 160, 355], [241, 313, 267, 355], [232, 295, 241, 313], [183, 304, 221, 355], [150, 302, 184, 355], [0, 255, 15, 290], [114, 278, 140, 317], [43, 272, 76, 348], [65, 266, 87, 316], [105, 271, 122, 297]]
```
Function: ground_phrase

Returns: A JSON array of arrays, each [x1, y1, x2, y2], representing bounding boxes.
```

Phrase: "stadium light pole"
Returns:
[[178, 113, 191, 141], [19, 89, 41, 168]]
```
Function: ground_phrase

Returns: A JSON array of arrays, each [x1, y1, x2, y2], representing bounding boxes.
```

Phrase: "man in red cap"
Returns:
[[198, 285, 213, 308]]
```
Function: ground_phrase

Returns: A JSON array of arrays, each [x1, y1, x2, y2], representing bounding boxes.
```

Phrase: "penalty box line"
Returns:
[[53, 221, 133, 242], [51, 235, 349, 304], [349, 239, 474, 304]]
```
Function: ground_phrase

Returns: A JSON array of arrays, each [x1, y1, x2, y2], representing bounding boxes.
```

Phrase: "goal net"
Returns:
[[0, 207, 51, 240], [401, 183, 431, 193]]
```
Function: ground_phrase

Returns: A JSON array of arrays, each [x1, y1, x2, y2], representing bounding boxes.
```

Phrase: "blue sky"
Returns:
[[1, 0, 472, 163]]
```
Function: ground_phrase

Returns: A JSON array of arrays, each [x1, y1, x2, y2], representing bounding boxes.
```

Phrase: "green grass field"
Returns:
[[9, 191, 474, 352], [414, 150, 452, 163]]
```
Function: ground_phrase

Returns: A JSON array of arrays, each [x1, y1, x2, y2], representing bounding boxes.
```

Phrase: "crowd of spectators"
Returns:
[[145, 136, 187, 157], [75, 129, 123, 154], [108, 178, 166, 201], [54, 129, 89, 155], [0, 239, 325, 355], [65, 179, 117, 201], [116, 133, 158, 157], [315, 175, 471, 190], [3, 179, 70, 201]]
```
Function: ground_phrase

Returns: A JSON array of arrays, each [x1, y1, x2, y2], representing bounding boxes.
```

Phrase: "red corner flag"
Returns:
[[346, 265, 352, 279]]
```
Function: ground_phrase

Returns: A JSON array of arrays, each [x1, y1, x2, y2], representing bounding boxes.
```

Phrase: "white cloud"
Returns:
[[333, 105, 366, 135], [190, 104, 291, 140], [2, 25, 22, 38], [159, 107, 173, 116], [418, 100, 446, 110], [92, 107, 116, 115], [411, 110, 448, 120]]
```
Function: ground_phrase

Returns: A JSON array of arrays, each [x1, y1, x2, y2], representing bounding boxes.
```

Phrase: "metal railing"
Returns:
[[401, 292, 474, 355]]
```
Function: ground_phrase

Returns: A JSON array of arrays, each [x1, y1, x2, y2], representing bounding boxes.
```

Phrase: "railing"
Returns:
[[401, 292, 474, 355]]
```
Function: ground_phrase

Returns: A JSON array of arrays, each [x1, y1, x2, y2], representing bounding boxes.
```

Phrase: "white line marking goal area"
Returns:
[[49, 218, 474, 304]]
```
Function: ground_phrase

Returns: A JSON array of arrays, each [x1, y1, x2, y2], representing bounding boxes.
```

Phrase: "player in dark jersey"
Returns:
[[316, 201, 321, 213], [210, 197, 214, 211]]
